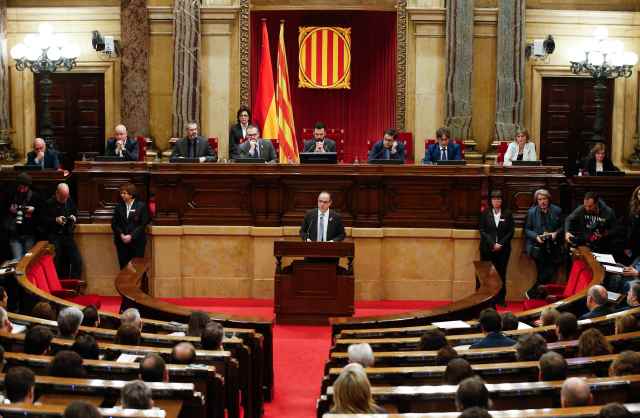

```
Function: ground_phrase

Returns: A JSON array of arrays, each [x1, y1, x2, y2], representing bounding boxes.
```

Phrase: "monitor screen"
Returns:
[[300, 152, 337, 164]]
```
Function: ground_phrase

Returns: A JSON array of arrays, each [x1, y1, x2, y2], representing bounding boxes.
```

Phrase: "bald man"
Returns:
[[26, 137, 60, 169], [561, 377, 592, 407], [580, 285, 613, 320], [105, 124, 139, 161], [171, 342, 196, 365], [45, 183, 82, 278]]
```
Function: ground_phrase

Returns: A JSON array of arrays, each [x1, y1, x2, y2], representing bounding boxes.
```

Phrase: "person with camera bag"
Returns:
[[45, 183, 82, 278], [524, 189, 563, 299], [565, 192, 616, 253], [3, 173, 42, 260]]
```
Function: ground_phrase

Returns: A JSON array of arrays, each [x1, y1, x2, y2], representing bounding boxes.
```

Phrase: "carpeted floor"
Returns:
[[98, 297, 524, 418]]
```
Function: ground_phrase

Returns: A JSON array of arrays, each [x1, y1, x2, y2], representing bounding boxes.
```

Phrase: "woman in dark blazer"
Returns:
[[111, 182, 149, 269], [228, 106, 251, 160], [479, 190, 515, 306], [581, 142, 619, 176]]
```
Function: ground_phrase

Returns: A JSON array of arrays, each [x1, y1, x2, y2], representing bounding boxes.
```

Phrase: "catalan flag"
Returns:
[[253, 19, 278, 140], [298, 26, 351, 89], [276, 21, 299, 164]]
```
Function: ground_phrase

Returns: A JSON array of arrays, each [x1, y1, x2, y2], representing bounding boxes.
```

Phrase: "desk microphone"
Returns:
[[305, 216, 314, 242]]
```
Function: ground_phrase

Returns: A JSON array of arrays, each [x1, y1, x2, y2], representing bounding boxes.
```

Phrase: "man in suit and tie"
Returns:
[[299, 191, 345, 242], [105, 124, 139, 161], [303, 122, 336, 153], [111, 183, 150, 269], [469, 308, 516, 349], [171, 122, 217, 162], [423, 127, 462, 163], [368, 128, 405, 162], [237, 125, 277, 163], [26, 137, 60, 169]]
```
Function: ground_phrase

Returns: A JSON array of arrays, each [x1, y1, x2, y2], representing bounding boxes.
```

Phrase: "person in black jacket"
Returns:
[[299, 191, 345, 242], [581, 142, 619, 176], [104, 124, 139, 161], [4, 173, 43, 260], [111, 183, 149, 269], [229, 106, 251, 160], [45, 183, 82, 278], [479, 190, 515, 306], [565, 191, 616, 253], [26, 137, 60, 169]]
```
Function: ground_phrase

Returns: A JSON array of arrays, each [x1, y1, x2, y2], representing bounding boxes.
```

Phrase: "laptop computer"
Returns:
[[234, 158, 265, 163], [435, 160, 466, 166], [300, 152, 337, 164], [369, 159, 404, 165], [94, 155, 127, 162], [596, 171, 625, 176], [511, 160, 542, 166]]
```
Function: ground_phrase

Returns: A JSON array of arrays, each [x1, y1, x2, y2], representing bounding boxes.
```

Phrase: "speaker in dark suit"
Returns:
[[111, 183, 150, 269], [479, 190, 514, 305], [299, 192, 345, 242]]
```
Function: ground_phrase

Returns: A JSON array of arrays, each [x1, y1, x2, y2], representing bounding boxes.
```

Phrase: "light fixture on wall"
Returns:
[[569, 26, 637, 145], [10, 23, 80, 149]]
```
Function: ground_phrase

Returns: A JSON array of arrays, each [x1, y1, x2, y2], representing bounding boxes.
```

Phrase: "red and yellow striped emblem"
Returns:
[[298, 26, 351, 89]]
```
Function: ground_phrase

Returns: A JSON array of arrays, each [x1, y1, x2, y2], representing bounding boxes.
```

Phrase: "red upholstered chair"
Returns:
[[522, 258, 592, 310], [27, 264, 50, 293], [398, 132, 414, 163], [38, 254, 101, 307], [135, 136, 147, 161], [270, 139, 280, 160], [496, 141, 509, 165], [208, 137, 219, 155]]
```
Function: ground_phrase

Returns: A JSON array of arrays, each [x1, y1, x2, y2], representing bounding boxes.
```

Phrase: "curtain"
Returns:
[[250, 11, 396, 163], [0, 0, 9, 131]]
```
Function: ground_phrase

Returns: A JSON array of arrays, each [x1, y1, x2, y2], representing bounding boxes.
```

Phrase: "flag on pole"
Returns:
[[276, 21, 299, 164], [253, 19, 278, 140]]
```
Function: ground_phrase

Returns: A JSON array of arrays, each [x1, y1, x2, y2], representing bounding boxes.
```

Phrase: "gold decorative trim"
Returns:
[[396, 0, 407, 131], [239, 0, 250, 107]]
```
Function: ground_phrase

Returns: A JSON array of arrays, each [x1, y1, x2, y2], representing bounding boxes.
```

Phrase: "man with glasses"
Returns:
[[238, 125, 277, 162], [299, 191, 345, 242]]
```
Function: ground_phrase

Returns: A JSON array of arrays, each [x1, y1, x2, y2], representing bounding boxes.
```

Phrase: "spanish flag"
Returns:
[[276, 21, 299, 164], [253, 19, 278, 140]]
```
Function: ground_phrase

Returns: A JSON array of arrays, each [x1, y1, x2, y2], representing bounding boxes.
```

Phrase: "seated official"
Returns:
[[26, 137, 60, 169], [171, 121, 217, 162], [368, 128, 405, 162], [565, 191, 616, 252], [299, 191, 345, 242], [423, 127, 461, 163], [303, 121, 336, 153], [580, 285, 613, 320], [237, 125, 277, 163], [581, 142, 620, 176], [503, 128, 537, 166], [105, 124, 139, 160], [469, 308, 516, 349]]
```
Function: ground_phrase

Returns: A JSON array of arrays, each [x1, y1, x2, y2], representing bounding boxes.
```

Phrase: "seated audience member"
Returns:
[[228, 105, 251, 160], [599, 403, 631, 418], [456, 376, 490, 411], [171, 121, 217, 162], [609, 350, 640, 377], [459, 407, 493, 418], [121, 380, 154, 409], [503, 128, 537, 166], [49, 350, 87, 378], [116, 323, 142, 346], [71, 334, 100, 360], [303, 122, 336, 153], [556, 312, 579, 341], [32, 301, 56, 321], [238, 125, 277, 163], [105, 124, 139, 161], [578, 328, 613, 357], [539, 351, 568, 381], [0, 286, 7, 309], [330, 363, 386, 413], [618, 280, 640, 310], [368, 128, 405, 162], [469, 308, 516, 349], [423, 127, 461, 163], [5, 366, 35, 404], [615, 313, 638, 334], [24, 325, 54, 355], [561, 377, 592, 407], [437, 345, 459, 365], [121, 307, 142, 331], [64, 401, 102, 418], [172, 342, 196, 365], [500, 312, 518, 331], [81, 305, 100, 328], [420, 329, 448, 351], [26, 137, 60, 169], [565, 192, 617, 253], [0, 306, 13, 333], [445, 358, 475, 385], [580, 285, 613, 319], [201, 321, 224, 351], [581, 142, 619, 176], [348, 343, 375, 368], [187, 310, 210, 337], [540, 307, 560, 326], [516, 333, 548, 361], [57, 307, 83, 338], [140, 353, 168, 383]]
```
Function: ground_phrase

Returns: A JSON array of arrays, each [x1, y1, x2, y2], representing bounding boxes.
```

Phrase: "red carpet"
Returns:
[[97, 297, 524, 418]]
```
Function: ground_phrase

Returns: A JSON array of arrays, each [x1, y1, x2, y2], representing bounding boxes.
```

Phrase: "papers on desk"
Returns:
[[432, 320, 471, 330], [593, 252, 616, 264], [11, 323, 26, 334], [116, 353, 143, 363], [517, 322, 533, 330], [605, 265, 624, 274], [454, 344, 472, 350]]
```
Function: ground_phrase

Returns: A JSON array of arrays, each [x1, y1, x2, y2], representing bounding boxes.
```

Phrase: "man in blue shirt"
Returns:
[[368, 128, 405, 162]]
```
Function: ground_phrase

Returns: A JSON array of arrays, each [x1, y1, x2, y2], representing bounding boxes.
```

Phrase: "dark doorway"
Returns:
[[540, 76, 614, 175], [35, 73, 105, 170]]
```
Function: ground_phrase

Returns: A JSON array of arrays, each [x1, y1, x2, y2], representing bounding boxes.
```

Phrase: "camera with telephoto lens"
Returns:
[[60, 215, 76, 233], [15, 205, 25, 225]]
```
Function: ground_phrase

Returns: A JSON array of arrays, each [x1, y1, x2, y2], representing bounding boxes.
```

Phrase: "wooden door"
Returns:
[[540, 77, 614, 174], [35, 73, 105, 170]]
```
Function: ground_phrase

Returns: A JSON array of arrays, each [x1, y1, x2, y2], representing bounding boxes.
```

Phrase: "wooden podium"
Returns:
[[273, 241, 355, 324]]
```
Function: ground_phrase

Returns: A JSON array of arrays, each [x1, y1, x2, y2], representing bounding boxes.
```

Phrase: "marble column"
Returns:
[[121, 0, 150, 137], [0, 0, 10, 132]]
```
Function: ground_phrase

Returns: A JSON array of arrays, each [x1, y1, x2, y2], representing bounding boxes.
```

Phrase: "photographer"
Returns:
[[3, 173, 42, 260], [45, 183, 82, 278], [524, 189, 563, 299], [565, 192, 616, 253]]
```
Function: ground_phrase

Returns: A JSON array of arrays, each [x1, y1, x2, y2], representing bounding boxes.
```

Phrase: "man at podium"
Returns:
[[300, 191, 345, 242]]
